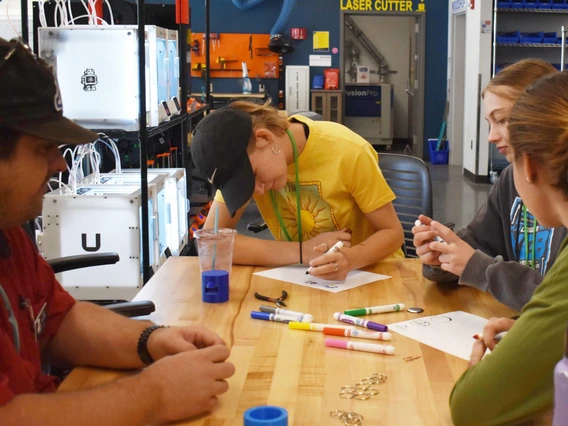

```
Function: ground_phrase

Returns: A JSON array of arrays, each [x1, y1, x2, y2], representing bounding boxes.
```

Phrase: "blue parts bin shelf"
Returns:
[[496, 31, 520, 43], [544, 32, 558, 43], [520, 31, 544, 43]]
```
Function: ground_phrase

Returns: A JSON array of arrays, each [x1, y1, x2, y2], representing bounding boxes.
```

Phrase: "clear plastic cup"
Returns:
[[194, 228, 237, 274], [194, 228, 237, 303]]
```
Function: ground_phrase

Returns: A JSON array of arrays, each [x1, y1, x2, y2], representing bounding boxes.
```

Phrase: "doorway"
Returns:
[[448, 12, 466, 167], [340, 11, 426, 158]]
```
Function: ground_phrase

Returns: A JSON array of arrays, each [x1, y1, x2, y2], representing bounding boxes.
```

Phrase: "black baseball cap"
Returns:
[[191, 108, 255, 217], [0, 38, 97, 145]]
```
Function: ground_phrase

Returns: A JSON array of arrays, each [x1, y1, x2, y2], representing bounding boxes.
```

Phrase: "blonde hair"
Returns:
[[509, 71, 568, 199], [230, 100, 289, 138], [482, 58, 557, 101]]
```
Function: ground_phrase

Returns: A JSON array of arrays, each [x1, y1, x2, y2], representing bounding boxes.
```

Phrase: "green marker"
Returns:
[[344, 303, 406, 316]]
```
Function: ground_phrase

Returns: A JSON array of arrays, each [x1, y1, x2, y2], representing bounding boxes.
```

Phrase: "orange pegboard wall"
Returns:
[[190, 33, 279, 79]]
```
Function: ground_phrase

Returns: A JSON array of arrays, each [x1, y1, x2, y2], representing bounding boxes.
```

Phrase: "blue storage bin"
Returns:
[[525, 0, 539, 7], [519, 31, 544, 43], [312, 75, 324, 90], [511, 0, 525, 7], [538, 0, 552, 7], [496, 31, 521, 43], [551, 0, 565, 8], [428, 139, 449, 165], [544, 32, 558, 43], [497, 0, 512, 7]]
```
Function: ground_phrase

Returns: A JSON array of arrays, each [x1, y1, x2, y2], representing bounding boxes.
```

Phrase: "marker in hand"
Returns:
[[414, 220, 446, 243], [305, 240, 344, 275], [473, 331, 507, 342]]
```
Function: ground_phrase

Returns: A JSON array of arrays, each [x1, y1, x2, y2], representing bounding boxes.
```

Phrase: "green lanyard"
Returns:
[[523, 204, 537, 270], [269, 129, 302, 243]]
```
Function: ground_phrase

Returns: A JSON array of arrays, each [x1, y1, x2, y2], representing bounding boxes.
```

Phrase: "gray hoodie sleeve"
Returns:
[[459, 250, 542, 311], [422, 166, 542, 310]]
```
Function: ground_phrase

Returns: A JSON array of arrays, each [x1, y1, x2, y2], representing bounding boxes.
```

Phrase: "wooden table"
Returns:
[[59, 258, 515, 425]]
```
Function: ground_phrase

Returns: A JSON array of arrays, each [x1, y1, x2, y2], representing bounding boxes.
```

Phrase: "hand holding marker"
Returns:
[[473, 331, 507, 342], [306, 240, 344, 275], [414, 220, 446, 243]]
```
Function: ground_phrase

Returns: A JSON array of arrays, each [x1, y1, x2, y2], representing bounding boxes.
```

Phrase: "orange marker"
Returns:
[[323, 327, 392, 341]]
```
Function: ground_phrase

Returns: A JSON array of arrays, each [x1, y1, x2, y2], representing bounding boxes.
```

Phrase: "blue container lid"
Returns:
[[202, 270, 229, 303], [244, 406, 288, 426]]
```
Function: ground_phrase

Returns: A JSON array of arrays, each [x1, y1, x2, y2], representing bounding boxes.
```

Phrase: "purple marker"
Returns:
[[333, 312, 388, 332]]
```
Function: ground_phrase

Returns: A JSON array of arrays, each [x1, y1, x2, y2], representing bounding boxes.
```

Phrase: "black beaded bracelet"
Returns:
[[137, 324, 167, 365]]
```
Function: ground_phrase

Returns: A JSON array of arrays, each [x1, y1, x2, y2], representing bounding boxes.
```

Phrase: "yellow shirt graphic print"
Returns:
[[273, 182, 337, 242]]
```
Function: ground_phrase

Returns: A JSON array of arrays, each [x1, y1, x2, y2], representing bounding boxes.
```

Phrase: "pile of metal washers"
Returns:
[[338, 373, 387, 400], [330, 410, 365, 425]]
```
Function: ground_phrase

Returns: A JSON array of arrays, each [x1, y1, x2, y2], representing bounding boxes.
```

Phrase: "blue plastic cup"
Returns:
[[244, 406, 288, 426]]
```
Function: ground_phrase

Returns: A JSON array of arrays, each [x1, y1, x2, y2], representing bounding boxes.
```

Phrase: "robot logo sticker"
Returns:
[[81, 69, 98, 92]]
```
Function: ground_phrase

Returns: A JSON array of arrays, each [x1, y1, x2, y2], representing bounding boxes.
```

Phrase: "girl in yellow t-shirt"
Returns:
[[191, 101, 403, 280]]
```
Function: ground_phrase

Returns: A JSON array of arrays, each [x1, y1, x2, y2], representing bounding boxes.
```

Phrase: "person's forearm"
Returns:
[[232, 233, 301, 265], [0, 371, 159, 426], [345, 228, 403, 270], [460, 251, 540, 311], [44, 302, 151, 369]]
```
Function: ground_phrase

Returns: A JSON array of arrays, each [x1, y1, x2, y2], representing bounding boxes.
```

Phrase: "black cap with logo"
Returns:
[[191, 108, 255, 217], [0, 38, 97, 145]]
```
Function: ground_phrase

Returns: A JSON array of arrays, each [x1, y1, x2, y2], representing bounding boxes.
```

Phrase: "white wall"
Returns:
[[448, 12, 466, 167], [461, 0, 492, 177], [345, 15, 414, 139], [0, 0, 33, 46]]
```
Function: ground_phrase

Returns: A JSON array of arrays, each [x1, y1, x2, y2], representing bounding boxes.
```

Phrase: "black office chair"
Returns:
[[247, 111, 324, 234], [378, 153, 433, 258]]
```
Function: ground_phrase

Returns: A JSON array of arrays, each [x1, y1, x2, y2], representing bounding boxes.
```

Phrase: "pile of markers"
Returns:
[[250, 302, 406, 355], [291, 303, 406, 356]]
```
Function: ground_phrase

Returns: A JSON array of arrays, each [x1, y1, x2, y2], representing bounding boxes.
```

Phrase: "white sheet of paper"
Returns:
[[388, 311, 488, 360], [253, 265, 390, 293]]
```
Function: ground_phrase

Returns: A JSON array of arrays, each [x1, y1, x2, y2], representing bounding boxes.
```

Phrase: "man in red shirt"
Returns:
[[0, 38, 234, 425]]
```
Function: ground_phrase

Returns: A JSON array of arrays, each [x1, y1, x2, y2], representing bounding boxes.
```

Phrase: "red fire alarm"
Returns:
[[469, 0, 475, 9], [291, 28, 307, 40]]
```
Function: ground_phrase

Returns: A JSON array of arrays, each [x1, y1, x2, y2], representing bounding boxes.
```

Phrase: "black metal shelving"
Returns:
[[497, 43, 563, 47], [497, 8, 568, 13], [26, 0, 211, 284]]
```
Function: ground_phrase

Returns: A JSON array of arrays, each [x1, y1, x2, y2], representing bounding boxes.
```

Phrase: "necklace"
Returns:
[[523, 204, 537, 269], [269, 129, 302, 243]]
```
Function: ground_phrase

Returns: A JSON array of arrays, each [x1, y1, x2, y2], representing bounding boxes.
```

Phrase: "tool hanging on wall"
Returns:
[[190, 33, 279, 79], [249, 35, 253, 59]]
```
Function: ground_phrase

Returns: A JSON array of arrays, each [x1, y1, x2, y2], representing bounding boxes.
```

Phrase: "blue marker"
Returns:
[[250, 311, 296, 324]]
